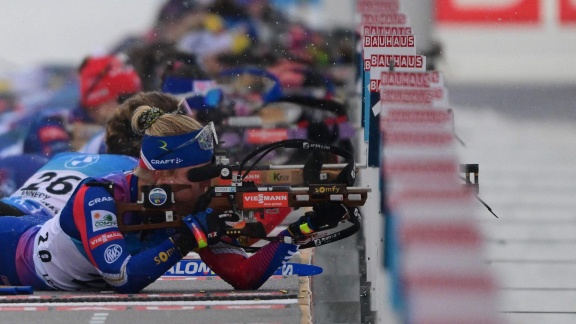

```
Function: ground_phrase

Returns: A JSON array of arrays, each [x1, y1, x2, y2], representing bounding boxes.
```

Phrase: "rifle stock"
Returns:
[[208, 185, 370, 213]]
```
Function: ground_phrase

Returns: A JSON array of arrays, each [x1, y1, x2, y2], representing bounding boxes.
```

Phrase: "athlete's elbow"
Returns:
[[228, 278, 264, 290]]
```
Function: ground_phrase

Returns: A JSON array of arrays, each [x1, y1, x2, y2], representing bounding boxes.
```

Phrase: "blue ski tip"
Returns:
[[276, 263, 323, 276]]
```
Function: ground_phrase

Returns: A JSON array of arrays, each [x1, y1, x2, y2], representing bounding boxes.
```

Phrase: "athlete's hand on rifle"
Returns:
[[174, 207, 232, 254], [288, 202, 349, 237], [193, 190, 212, 214]]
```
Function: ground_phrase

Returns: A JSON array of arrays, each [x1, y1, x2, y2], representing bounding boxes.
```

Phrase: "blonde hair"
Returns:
[[131, 105, 203, 136], [131, 103, 204, 180]]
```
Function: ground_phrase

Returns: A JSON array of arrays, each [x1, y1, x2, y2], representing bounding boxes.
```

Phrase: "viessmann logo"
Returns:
[[243, 192, 289, 208], [89, 231, 123, 249]]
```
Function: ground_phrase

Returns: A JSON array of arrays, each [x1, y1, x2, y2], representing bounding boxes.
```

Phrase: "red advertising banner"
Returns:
[[435, 0, 540, 24], [560, 0, 576, 23]]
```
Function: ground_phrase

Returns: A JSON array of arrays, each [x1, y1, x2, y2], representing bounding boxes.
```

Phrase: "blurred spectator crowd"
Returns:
[[0, 0, 357, 197]]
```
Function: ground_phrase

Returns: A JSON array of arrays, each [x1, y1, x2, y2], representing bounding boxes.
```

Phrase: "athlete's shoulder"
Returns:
[[42, 153, 136, 173]]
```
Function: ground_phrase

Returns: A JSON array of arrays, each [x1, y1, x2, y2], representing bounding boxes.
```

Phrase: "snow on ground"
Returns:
[[453, 106, 576, 323]]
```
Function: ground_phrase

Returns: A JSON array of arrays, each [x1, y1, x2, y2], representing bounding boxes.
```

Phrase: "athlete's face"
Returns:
[[155, 163, 212, 215]]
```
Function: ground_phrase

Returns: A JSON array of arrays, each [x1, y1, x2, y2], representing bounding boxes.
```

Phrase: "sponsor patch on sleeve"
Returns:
[[89, 231, 123, 249], [91, 210, 118, 232]]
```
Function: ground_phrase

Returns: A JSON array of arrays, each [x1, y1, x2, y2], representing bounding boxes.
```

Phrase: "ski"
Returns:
[[164, 259, 323, 277]]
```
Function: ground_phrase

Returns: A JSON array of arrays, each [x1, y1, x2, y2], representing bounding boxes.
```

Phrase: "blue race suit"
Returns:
[[3, 172, 298, 292]]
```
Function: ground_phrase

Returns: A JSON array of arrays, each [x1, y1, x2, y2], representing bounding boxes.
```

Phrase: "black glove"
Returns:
[[193, 190, 212, 214], [288, 202, 348, 237], [173, 208, 226, 254]]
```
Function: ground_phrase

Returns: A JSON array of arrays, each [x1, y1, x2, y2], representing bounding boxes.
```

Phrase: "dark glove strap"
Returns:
[[172, 233, 198, 255]]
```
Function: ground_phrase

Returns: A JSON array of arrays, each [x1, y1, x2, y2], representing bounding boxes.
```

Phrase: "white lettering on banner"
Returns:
[[166, 261, 212, 275], [89, 231, 123, 248], [384, 160, 458, 174], [363, 25, 413, 36], [244, 195, 288, 203], [393, 188, 472, 202], [399, 223, 482, 245], [356, 0, 399, 13], [384, 131, 454, 146], [282, 264, 293, 275], [380, 89, 443, 104], [242, 173, 261, 181], [361, 13, 407, 25], [365, 55, 424, 70], [364, 35, 415, 48], [88, 196, 114, 206], [381, 72, 441, 88], [380, 110, 452, 127]]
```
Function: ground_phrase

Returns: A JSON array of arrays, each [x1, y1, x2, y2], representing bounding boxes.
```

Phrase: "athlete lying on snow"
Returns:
[[0, 98, 347, 293]]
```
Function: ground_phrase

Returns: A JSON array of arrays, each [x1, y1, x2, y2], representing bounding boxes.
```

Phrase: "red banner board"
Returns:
[[435, 0, 540, 24], [560, 0, 576, 23]]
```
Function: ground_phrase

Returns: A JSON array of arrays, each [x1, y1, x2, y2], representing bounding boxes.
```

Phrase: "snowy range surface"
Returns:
[[455, 105, 576, 323]]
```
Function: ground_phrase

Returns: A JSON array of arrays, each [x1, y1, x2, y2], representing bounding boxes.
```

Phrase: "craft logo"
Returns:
[[89, 231, 123, 249], [151, 158, 184, 165], [91, 210, 117, 232], [88, 196, 114, 206], [65, 154, 99, 168], [104, 244, 122, 264], [243, 192, 289, 208], [149, 187, 168, 206]]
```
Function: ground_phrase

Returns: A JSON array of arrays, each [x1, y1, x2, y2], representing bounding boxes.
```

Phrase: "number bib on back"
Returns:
[[3, 153, 136, 217]]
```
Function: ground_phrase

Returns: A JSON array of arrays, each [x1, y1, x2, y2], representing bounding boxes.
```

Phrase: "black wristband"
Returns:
[[171, 233, 198, 256]]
